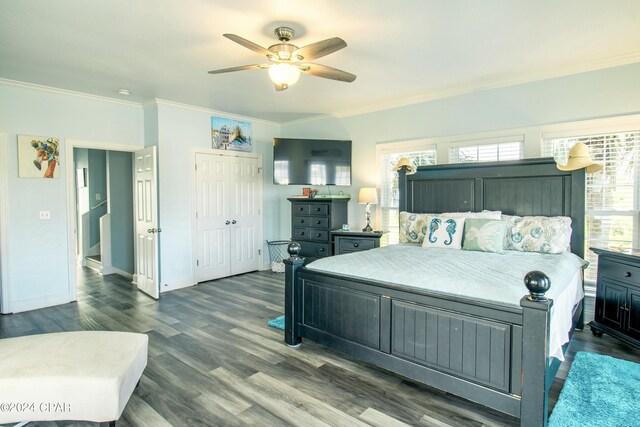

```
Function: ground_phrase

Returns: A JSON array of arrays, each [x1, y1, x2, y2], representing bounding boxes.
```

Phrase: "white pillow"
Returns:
[[421, 216, 466, 249], [446, 211, 502, 220]]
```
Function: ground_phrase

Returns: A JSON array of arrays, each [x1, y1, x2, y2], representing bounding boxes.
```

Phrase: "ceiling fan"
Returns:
[[208, 26, 356, 91]]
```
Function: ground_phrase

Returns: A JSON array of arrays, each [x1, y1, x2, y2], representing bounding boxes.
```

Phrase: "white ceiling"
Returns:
[[2, 1, 640, 123]]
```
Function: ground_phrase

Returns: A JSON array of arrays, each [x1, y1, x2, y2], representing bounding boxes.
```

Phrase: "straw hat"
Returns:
[[393, 157, 416, 174], [556, 143, 603, 173]]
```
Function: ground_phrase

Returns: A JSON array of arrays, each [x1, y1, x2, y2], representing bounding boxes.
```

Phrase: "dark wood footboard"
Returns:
[[285, 250, 567, 426]]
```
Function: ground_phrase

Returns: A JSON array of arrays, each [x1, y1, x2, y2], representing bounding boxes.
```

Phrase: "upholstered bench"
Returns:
[[0, 331, 148, 426]]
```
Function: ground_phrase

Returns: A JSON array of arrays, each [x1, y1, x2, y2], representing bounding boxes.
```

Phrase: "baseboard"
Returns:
[[8, 291, 75, 314], [110, 267, 134, 281], [160, 278, 196, 293]]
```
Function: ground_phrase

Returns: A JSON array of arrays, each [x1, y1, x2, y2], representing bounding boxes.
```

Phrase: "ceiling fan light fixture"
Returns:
[[268, 63, 300, 86]]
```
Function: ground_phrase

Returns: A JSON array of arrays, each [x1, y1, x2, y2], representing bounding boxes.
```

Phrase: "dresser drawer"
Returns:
[[293, 216, 312, 227], [309, 217, 329, 228], [309, 204, 329, 216], [299, 241, 331, 258], [600, 259, 640, 287], [338, 237, 376, 252], [308, 228, 330, 241], [293, 227, 309, 239], [292, 203, 310, 215]]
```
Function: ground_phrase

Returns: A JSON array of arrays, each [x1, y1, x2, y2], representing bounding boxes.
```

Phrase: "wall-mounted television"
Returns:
[[273, 138, 352, 186]]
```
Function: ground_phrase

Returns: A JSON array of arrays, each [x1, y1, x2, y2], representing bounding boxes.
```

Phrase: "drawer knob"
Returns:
[[316, 207, 321, 211], [300, 232, 305, 236], [319, 248, 325, 252], [316, 233, 321, 238], [300, 219, 305, 223], [353, 243, 359, 248], [316, 220, 321, 224], [625, 271, 632, 278]]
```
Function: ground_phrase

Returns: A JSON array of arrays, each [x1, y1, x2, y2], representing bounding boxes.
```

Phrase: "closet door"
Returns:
[[229, 156, 260, 275], [195, 153, 231, 281]]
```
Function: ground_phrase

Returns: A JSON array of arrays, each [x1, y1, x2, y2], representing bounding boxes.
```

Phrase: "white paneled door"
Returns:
[[134, 146, 160, 299], [195, 153, 260, 282]]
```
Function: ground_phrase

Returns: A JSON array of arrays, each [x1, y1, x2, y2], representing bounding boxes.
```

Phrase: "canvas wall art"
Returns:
[[18, 135, 61, 178], [211, 116, 252, 152]]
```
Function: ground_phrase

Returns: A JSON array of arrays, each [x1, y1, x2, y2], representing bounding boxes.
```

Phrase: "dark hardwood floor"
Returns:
[[1, 268, 639, 427]]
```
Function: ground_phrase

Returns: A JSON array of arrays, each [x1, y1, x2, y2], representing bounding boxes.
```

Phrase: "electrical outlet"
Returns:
[[39, 211, 50, 220]]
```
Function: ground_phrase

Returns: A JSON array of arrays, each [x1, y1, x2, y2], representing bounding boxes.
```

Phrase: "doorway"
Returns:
[[66, 140, 159, 301]]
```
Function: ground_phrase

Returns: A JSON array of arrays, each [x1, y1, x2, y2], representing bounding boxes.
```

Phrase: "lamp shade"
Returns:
[[268, 63, 301, 86], [358, 188, 378, 205]]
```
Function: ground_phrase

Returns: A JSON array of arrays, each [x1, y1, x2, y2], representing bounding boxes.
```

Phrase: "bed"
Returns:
[[283, 158, 586, 426]]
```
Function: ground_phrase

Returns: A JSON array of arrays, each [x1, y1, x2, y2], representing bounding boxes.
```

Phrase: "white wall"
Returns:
[[0, 82, 143, 313], [281, 62, 640, 231], [145, 101, 282, 292]]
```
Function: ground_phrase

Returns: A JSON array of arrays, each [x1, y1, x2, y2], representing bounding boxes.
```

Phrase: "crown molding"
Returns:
[[280, 113, 335, 127], [331, 51, 640, 119], [153, 98, 281, 127], [0, 78, 142, 108]]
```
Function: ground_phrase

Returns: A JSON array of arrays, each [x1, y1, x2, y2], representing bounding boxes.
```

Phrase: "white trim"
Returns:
[[153, 98, 280, 127], [0, 133, 10, 313], [0, 78, 142, 108], [9, 291, 74, 314], [65, 139, 143, 304], [329, 51, 640, 120], [111, 266, 134, 281], [448, 134, 525, 148], [190, 148, 265, 285]]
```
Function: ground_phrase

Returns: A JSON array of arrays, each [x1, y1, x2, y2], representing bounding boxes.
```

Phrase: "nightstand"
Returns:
[[589, 247, 640, 350], [331, 230, 388, 255]]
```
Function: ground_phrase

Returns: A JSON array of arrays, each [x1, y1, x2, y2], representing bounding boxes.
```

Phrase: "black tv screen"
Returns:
[[273, 138, 352, 186]]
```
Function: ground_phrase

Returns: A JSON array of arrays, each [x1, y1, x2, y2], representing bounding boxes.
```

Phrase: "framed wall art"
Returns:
[[18, 135, 61, 178], [211, 116, 252, 152]]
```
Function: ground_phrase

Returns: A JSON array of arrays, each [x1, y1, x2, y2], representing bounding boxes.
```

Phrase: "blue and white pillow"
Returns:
[[421, 216, 465, 249]]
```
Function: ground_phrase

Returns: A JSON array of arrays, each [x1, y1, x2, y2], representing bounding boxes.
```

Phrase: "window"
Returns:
[[379, 150, 437, 244], [450, 137, 523, 163], [542, 131, 640, 292]]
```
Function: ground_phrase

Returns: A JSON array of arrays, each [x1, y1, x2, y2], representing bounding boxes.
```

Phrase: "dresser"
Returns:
[[331, 230, 388, 255], [288, 197, 349, 261], [589, 247, 640, 350]]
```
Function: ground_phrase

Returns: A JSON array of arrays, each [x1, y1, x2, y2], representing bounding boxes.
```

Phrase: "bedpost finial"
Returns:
[[287, 241, 302, 259], [524, 270, 551, 301]]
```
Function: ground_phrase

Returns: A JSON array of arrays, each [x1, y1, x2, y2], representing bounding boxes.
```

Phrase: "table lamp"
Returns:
[[358, 187, 378, 232]]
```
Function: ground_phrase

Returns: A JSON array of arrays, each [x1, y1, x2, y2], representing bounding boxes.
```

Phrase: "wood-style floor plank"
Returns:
[[1, 267, 639, 427]]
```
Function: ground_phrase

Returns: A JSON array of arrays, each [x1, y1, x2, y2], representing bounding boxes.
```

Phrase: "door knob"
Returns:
[[225, 220, 230, 225], [232, 220, 237, 224]]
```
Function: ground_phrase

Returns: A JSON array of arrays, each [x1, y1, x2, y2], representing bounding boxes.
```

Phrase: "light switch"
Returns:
[[39, 211, 50, 220]]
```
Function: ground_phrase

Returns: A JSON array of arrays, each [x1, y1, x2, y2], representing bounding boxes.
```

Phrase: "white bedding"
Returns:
[[306, 244, 586, 360]]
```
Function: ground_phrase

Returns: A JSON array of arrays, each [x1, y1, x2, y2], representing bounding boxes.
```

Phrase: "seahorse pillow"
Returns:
[[421, 216, 466, 249], [399, 211, 500, 243], [463, 219, 506, 254]]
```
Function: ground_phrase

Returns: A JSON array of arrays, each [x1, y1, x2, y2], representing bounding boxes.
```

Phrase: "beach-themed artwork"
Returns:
[[18, 135, 61, 178], [211, 116, 252, 152]]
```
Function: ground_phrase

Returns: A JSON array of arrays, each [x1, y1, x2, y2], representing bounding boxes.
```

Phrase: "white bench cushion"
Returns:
[[0, 331, 148, 423]]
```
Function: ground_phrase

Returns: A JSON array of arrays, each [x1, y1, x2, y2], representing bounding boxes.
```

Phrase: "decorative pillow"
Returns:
[[421, 216, 465, 249], [462, 219, 506, 254], [399, 211, 429, 243], [400, 211, 502, 243], [503, 215, 572, 254]]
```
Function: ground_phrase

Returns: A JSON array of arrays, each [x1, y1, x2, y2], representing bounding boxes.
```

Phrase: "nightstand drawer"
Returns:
[[338, 238, 375, 252], [600, 259, 640, 287]]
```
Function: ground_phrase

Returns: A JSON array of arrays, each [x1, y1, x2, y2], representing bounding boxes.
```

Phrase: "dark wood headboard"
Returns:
[[397, 158, 586, 258]]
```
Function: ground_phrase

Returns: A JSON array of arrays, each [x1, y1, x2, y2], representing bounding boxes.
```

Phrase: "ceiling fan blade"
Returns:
[[223, 34, 272, 57], [208, 64, 266, 74], [293, 37, 347, 61], [274, 83, 289, 92], [299, 63, 356, 82]]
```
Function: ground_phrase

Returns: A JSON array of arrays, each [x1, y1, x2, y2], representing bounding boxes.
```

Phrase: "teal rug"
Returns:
[[267, 315, 285, 330], [549, 352, 640, 426]]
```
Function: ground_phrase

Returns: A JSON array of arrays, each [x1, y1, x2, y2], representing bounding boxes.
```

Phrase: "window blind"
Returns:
[[542, 131, 640, 293], [449, 140, 523, 163], [379, 150, 436, 244]]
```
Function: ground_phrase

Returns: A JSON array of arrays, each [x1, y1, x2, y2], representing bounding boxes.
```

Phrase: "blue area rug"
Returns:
[[267, 315, 285, 330], [549, 351, 640, 426]]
